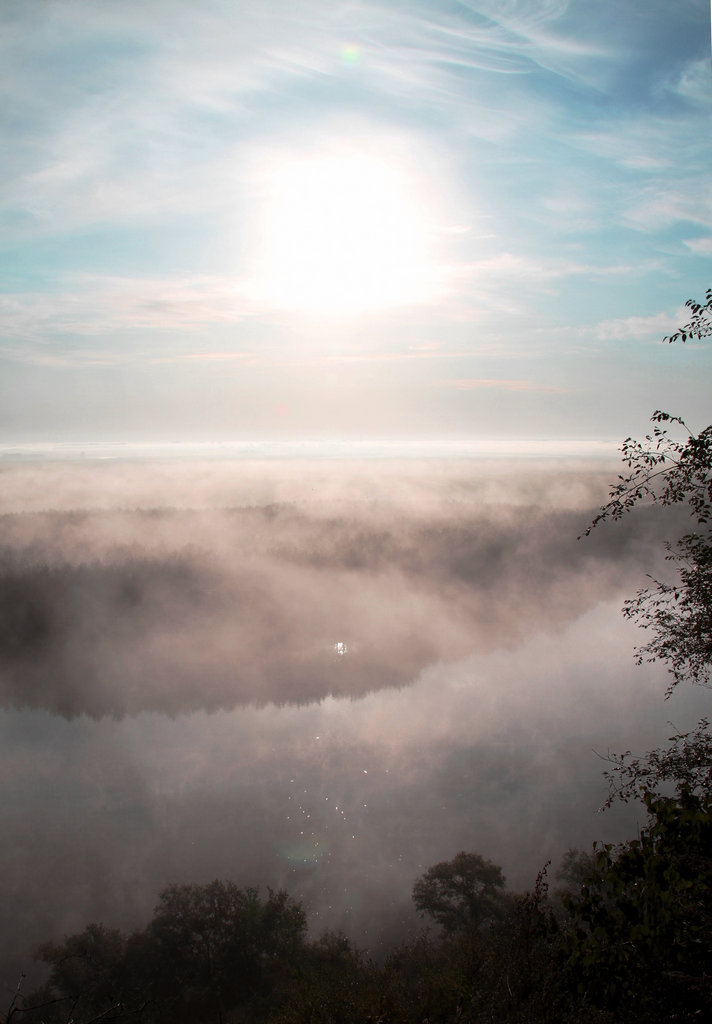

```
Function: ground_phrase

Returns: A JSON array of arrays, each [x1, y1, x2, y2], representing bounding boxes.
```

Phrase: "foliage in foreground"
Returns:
[[562, 790, 712, 1023], [8, 799, 712, 1024], [12, 882, 307, 1024], [584, 287, 712, 802]]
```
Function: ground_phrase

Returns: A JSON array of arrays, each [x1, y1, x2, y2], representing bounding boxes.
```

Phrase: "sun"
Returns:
[[245, 141, 444, 315]]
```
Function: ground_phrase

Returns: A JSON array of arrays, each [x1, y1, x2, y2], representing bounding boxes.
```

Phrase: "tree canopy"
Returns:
[[19, 881, 307, 1024], [412, 851, 507, 935], [562, 789, 712, 1020]]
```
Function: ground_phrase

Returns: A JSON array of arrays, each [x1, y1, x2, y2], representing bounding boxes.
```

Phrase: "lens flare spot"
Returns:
[[340, 44, 361, 64], [278, 835, 330, 865]]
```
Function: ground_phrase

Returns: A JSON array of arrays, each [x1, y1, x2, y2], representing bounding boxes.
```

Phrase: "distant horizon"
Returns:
[[0, 435, 622, 461]]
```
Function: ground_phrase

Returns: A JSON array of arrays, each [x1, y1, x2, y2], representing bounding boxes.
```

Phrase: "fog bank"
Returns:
[[0, 457, 702, 983]]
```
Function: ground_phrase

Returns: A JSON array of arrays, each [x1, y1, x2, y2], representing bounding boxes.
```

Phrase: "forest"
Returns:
[[5, 790, 712, 1024], [3, 289, 712, 1024]]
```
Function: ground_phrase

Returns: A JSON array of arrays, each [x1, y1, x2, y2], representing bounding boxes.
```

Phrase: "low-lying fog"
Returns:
[[0, 455, 705, 982]]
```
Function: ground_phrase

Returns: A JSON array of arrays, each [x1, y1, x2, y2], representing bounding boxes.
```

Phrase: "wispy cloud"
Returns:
[[444, 377, 566, 393], [666, 56, 712, 106], [0, 0, 617, 241], [0, 275, 262, 346], [176, 351, 261, 364], [595, 309, 684, 341], [684, 236, 712, 255], [623, 187, 712, 232]]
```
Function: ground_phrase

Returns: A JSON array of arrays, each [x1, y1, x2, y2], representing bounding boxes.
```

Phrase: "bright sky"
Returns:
[[0, 0, 710, 444]]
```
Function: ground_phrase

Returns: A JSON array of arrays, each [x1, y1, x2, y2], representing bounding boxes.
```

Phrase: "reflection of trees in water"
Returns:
[[0, 493, 667, 717]]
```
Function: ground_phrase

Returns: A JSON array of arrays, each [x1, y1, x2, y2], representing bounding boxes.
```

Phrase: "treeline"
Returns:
[[6, 793, 712, 1024]]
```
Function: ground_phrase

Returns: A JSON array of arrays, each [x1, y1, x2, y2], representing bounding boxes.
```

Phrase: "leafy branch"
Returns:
[[663, 286, 712, 344], [597, 718, 712, 806], [583, 287, 712, 804]]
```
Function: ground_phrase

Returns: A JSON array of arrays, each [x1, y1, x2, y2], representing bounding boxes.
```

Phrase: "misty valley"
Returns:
[[0, 484, 669, 716], [0, 456, 709, 1023], [4, 0, 711, 1016]]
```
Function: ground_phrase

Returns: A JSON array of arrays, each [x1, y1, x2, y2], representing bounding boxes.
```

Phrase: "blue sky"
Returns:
[[0, 0, 710, 444]]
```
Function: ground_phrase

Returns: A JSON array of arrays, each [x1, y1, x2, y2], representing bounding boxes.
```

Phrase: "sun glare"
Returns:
[[245, 142, 445, 315]]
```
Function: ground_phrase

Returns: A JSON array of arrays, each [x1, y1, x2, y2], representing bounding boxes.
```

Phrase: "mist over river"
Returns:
[[1, 453, 705, 982]]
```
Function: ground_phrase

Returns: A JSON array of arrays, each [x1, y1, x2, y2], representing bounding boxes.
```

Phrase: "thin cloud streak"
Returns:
[[0, 248, 674, 356], [595, 308, 686, 341], [1, 0, 614, 238], [0, 275, 262, 344], [445, 378, 566, 393]]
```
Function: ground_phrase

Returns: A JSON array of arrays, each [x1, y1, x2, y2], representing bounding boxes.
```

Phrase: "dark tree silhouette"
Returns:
[[133, 881, 306, 1023], [412, 851, 507, 935], [20, 882, 306, 1024], [562, 789, 712, 1021]]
